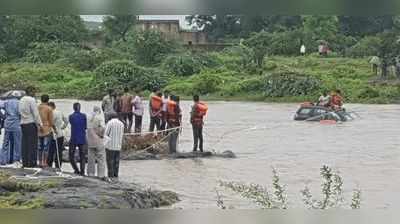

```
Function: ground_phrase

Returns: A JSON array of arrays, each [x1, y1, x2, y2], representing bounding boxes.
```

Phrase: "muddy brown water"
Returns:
[[1, 99, 399, 208]]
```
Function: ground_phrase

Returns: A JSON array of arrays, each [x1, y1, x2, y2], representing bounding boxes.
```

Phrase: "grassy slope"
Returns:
[[0, 56, 399, 103], [167, 55, 400, 104]]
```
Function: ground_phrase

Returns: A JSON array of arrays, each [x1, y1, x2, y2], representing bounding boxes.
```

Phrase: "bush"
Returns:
[[23, 42, 77, 63], [162, 53, 220, 77], [264, 72, 321, 97], [191, 72, 223, 94], [358, 86, 380, 98], [346, 36, 381, 57], [0, 63, 93, 98], [91, 60, 169, 98]]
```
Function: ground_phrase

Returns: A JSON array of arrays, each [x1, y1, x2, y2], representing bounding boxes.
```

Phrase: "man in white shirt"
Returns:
[[132, 90, 144, 133], [104, 113, 124, 179], [160, 91, 169, 133], [87, 106, 106, 178], [47, 102, 68, 168], [19, 86, 42, 168]]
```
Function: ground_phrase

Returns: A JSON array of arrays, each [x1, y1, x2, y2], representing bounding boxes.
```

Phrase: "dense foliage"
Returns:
[[90, 60, 168, 98], [0, 15, 400, 103]]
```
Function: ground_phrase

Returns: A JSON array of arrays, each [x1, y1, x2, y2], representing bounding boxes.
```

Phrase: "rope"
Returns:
[[123, 126, 182, 136]]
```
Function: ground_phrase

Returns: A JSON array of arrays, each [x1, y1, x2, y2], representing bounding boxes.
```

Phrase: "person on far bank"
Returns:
[[120, 87, 133, 133], [149, 92, 163, 133], [19, 86, 42, 168], [102, 89, 116, 124], [87, 106, 106, 178], [300, 44, 306, 56], [0, 91, 22, 166], [104, 113, 124, 179], [132, 90, 144, 133], [190, 95, 208, 152], [38, 94, 54, 168], [47, 102, 68, 169], [69, 102, 87, 176], [166, 95, 182, 154]]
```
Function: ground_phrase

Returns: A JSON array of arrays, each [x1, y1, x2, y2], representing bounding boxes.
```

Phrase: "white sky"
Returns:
[[80, 15, 191, 29]]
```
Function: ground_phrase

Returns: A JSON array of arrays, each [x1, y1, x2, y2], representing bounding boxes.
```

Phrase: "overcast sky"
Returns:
[[80, 15, 191, 29]]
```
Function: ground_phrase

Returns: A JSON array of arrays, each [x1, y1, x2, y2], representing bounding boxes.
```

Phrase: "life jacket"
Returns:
[[167, 100, 181, 126], [331, 95, 342, 106], [167, 100, 177, 117], [196, 101, 208, 117], [151, 95, 163, 112]]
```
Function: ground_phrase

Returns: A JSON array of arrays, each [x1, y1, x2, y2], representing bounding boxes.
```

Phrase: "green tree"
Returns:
[[338, 16, 394, 37], [1, 15, 87, 59], [302, 16, 339, 51], [243, 31, 272, 68], [103, 15, 137, 43], [186, 15, 241, 41], [376, 31, 400, 79], [133, 30, 177, 66]]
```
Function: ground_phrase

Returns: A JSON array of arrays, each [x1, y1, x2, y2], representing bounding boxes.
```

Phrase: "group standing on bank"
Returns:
[[0, 86, 208, 180]]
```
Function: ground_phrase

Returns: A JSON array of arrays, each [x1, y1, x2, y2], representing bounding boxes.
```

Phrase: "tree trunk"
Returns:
[[381, 61, 388, 80]]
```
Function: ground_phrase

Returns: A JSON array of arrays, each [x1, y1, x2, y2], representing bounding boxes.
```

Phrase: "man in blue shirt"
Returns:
[[1, 91, 22, 165], [69, 102, 87, 175]]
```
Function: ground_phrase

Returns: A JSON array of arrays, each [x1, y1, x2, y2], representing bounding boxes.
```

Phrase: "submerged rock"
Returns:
[[0, 168, 179, 209]]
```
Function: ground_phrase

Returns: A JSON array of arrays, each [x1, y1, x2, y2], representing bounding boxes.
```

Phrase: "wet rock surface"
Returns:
[[122, 150, 236, 160], [0, 168, 179, 209]]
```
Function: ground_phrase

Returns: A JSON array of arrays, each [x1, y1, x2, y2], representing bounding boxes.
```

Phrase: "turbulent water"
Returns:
[[1, 99, 399, 208]]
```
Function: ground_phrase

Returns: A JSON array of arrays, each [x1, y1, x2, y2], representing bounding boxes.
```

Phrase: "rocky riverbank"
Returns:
[[0, 168, 179, 209]]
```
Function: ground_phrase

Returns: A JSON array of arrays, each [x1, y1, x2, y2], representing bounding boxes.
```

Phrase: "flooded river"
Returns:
[[2, 100, 400, 208]]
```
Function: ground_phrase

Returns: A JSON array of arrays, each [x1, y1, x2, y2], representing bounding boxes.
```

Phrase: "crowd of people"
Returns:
[[0, 86, 208, 181]]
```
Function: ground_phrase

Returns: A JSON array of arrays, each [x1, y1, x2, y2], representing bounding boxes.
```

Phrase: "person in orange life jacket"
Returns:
[[190, 95, 207, 152], [149, 92, 163, 132], [166, 95, 182, 153], [330, 89, 343, 111]]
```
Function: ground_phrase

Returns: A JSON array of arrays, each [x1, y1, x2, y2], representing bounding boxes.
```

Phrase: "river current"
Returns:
[[1, 99, 399, 208]]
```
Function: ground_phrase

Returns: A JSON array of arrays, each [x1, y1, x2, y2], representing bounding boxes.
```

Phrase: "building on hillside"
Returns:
[[136, 19, 208, 46]]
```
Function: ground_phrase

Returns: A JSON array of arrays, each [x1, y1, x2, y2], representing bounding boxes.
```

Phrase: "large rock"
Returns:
[[0, 168, 179, 209], [122, 150, 236, 160]]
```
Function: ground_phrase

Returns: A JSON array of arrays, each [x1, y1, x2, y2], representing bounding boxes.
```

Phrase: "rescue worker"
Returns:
[[166, 95, 182, 154], [149, 92, 163, 133], [190, 95, 208, 152], [0, 91, 22, 166], [330, 89, 343, 111]]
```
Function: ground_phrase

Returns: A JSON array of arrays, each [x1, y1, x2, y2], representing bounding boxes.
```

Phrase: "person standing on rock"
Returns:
[[38, 94, 54, 168], [69, 102, 87, 176], [104, 113, 124, 179], [0, 91, 22, 166], [47, 102, 68, 169], [149, 92, 163, 133], [160, 91, 170, 134], [190, 95, 208, 152], [166, 95, 182, 154], [120, 87, 133, 133], [87, 106, 106, 178], [132, 90, 144, 133], [19, 86, 42, 168], [102, 89, 116, 124]]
